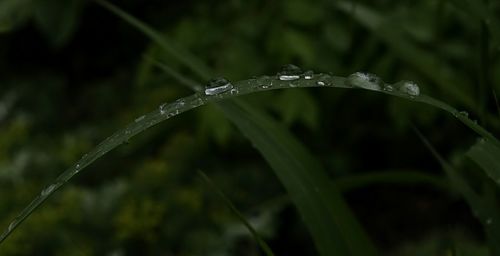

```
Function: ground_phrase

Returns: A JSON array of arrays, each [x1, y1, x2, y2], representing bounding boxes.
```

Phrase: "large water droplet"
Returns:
[[41, 184, 57, 197], [396, 80, 420, 97], [8, 221, 16, 232], [159, 103, 168, 115], [175, 99, 185, 107], [278, 64, 302, 81], [346, 72, 383, 91], [459, 111, 469, 118], [383, 84, 394, 92], [205, 77, 233, 95], [316, 81, 325, 86]]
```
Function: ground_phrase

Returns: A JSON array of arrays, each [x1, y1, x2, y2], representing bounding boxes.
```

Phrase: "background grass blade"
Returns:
[[198, 171, 275, 256], [218, 99, 379, 256], [416, 129, 500, 256]]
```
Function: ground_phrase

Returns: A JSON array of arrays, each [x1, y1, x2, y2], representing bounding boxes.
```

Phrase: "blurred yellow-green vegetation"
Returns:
[[1, 0, 500, 255]]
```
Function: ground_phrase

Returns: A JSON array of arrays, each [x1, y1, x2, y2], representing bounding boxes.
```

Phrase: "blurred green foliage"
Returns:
[[1, 0, 500, 255]]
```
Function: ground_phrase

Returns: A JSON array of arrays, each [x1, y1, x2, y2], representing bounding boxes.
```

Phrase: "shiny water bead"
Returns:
[[278, 64, 302, 81], [396, 80, 420, 97], [205, 77, 233, 95], [346, 72, 383, 91], [303, 70, 314, 80]]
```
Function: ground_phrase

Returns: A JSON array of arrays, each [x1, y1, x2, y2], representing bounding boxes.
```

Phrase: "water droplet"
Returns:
[[346, 72, 383, 91], [383, 84, 394, 92], [396, 80, 420, 97], [459, 111, 469, 118], [135, 115, 146, 122], [175, 99, 185, 107], [317, 81, 325, 86], [159, 103, 168, 115], [41, 184, 57, 197], [303, 70, 314, 80], [205, 77, 233, 95], [8, 221, 16, 232], [76, 163, 81, 169], [486, 218, 493, 225], [278, 64, 302, 81], [230, 88, 239, 95]]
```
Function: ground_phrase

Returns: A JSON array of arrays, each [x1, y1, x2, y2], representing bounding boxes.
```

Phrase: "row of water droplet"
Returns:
[[201, 65, 421, 98], [345, 72, 420, 97]]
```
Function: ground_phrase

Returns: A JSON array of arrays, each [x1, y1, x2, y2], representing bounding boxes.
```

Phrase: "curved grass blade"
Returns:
[[2, 71, 499, 248], [198, 171, 275, 256], [4, 2, 500, 255]]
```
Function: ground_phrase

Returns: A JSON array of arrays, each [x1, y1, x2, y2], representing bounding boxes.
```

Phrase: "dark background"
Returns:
[[1, 0, 499, 255]]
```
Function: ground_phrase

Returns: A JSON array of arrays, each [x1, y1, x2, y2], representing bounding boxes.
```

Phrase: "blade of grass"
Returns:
[[198, 171, 275, 256], [4, 2, 500, 254], [2, 69, 499, 251]]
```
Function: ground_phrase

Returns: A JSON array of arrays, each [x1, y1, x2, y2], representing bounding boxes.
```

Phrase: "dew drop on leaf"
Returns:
[[135, 115, 146, 122], [278, 64, 302, 81], [205, 77, 233, 95], [41, 184, 56, 197], [383, 84, 394, 92], [303, 70, 314, 80], [159, 103, 168, 115], [346, 72, 383, 91], [396, 80, 420, 97]]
